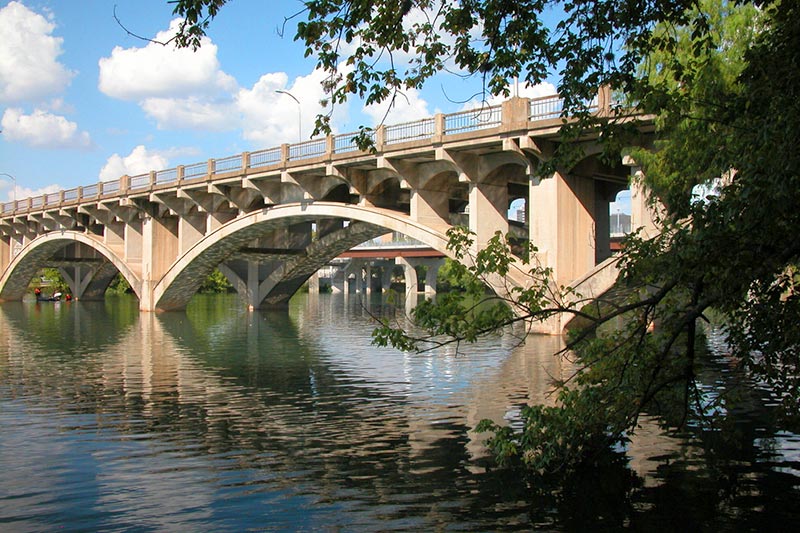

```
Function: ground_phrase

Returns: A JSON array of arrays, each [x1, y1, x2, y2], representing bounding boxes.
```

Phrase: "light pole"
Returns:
[[0, 173, 16, 205], [276, 90, 302, 142]]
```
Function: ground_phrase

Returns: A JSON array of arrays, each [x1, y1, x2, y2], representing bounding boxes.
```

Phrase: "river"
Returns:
[[0, 293, 798, 531]]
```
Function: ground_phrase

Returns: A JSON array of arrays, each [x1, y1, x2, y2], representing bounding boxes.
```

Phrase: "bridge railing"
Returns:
[[156, 168, 178, 184], [2, 91, 618, 216], [288, 138, 327, 161], [249, 147, 282, 168], [385, 117, 437, 144], [445, 106, 502, 134], [102, 180, 120, 195], [83, 183, 98, 198], [333, 129, 376, 154], [529, 95, 564, 120], [213, 154, 242, 174], [129, 173, 150, 191]]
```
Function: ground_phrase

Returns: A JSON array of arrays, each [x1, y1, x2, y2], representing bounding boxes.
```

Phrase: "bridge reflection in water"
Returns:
[[2, 293, 796, 530]]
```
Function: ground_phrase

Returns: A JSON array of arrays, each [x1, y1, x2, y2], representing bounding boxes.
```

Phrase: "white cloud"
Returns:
[[362, 87, 431, 125], [0, 1, 74, 103], [98, 18, 236, 102], [506, 82, 558, 101], [98, 16, 348, 146], [1, 107, 92, 149], [1, 180, 62, 204], [237, 68, 333, 145], [141, 96, 238, 131], [98, 18, 242, 132], [463, 82, 559, 109], [99, 145, 169, 182]]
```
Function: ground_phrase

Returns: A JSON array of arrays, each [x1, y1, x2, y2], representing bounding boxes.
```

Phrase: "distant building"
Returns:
[[610, 212, 631, 236]]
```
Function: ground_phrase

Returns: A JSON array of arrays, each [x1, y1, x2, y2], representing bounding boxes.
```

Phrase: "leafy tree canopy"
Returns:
[[168, 0, 800, 474]]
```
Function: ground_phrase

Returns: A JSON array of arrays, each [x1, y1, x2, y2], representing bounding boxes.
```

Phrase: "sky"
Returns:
[[0, 0, 630, 212]]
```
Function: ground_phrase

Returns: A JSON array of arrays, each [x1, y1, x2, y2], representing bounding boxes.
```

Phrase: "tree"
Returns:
[[35, 268, 70, 294], [198, 268, 234, 293], [166, 0, 800, 473], [106, 272, 133, 295]]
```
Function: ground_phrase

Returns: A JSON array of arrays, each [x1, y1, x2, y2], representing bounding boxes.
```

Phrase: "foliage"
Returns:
[[170, 0, 704, 157], [35, 268, 70, 294], [166, 0, 800, 475], [106, 273, 133, 295], [105, 270, 232, 295], [168, 0, 228, 50], [198, 268, 234, 293], [434, 259, 466, 293]]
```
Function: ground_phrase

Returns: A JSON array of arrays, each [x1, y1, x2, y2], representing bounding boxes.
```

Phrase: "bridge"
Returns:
[[311, 242, 447, 296], [0, 91, 655, 333]]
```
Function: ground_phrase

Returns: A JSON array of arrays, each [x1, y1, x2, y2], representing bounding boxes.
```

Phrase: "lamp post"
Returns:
[[0, 172, 16, 205], [276, 90, 302, 142]]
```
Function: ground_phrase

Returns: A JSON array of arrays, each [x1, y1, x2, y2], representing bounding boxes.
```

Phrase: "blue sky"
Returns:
[[0, 0, 630, 212]]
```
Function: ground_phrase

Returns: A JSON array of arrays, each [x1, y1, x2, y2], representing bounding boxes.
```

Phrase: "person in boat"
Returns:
[[65, 293, 72, 302], [34, 287, 42, 300]]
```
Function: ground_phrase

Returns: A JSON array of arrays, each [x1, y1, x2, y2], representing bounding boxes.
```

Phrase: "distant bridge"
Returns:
[[0, 91, 655, 333]]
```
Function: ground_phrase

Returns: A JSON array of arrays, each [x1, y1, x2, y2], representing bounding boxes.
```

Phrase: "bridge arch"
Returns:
[[152, 202, 459, 311], [0, 231, 142, 302]]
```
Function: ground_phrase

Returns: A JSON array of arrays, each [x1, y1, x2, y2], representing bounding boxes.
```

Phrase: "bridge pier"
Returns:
[[59, 264, 94, 300], [395, 256, 444, 295], [628, 164, 660, 239], [381, 262, 394, 290], [139, 215, 179, 311], [469, 180, 509, 253], [529, 170, 605, 287]]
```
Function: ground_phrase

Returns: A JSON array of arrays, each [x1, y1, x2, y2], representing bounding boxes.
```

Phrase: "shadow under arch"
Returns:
[[0, 231, 142, 302], [153, 202, 459, 311]]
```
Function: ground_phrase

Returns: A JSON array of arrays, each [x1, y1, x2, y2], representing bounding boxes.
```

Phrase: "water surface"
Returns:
[[0, 293, 798, 531]]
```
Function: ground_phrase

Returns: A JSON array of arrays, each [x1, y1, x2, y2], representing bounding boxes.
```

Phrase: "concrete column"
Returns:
[[423, 258, 445, 296], [364, 262, 372, 294], [330, 265, 345, 294], [594, 183, 615, 264], [381, 263, 393, 291], [246, 260, 259, 310], [396, 257, 419, 293], [140, 215, 179, 311], [529, 171, 596, 287], [469, 181, 508, 252], [410, 186, 451, 231], [59, 265, 94, 299], [10, 233, 25, 262], [0, 237, 10, 273], [308, 271, 320, 294], [104, 220, 126, 257], [179, 214, 206, 255], [344, 259, 363, 295], [630, 169, 659, 239], [124, 218, 144, 274]]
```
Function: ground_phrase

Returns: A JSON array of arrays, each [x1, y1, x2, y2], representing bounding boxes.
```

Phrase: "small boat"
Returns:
[[35, 290, 62, 302]]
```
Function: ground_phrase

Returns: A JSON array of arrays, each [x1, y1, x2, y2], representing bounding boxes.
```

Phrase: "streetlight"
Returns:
[[276, 90, 302, 142], [0, 172, 16, 205]]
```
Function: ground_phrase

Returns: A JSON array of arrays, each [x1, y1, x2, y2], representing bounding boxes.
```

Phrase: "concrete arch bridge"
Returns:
[[0, 94, 654, 333]]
